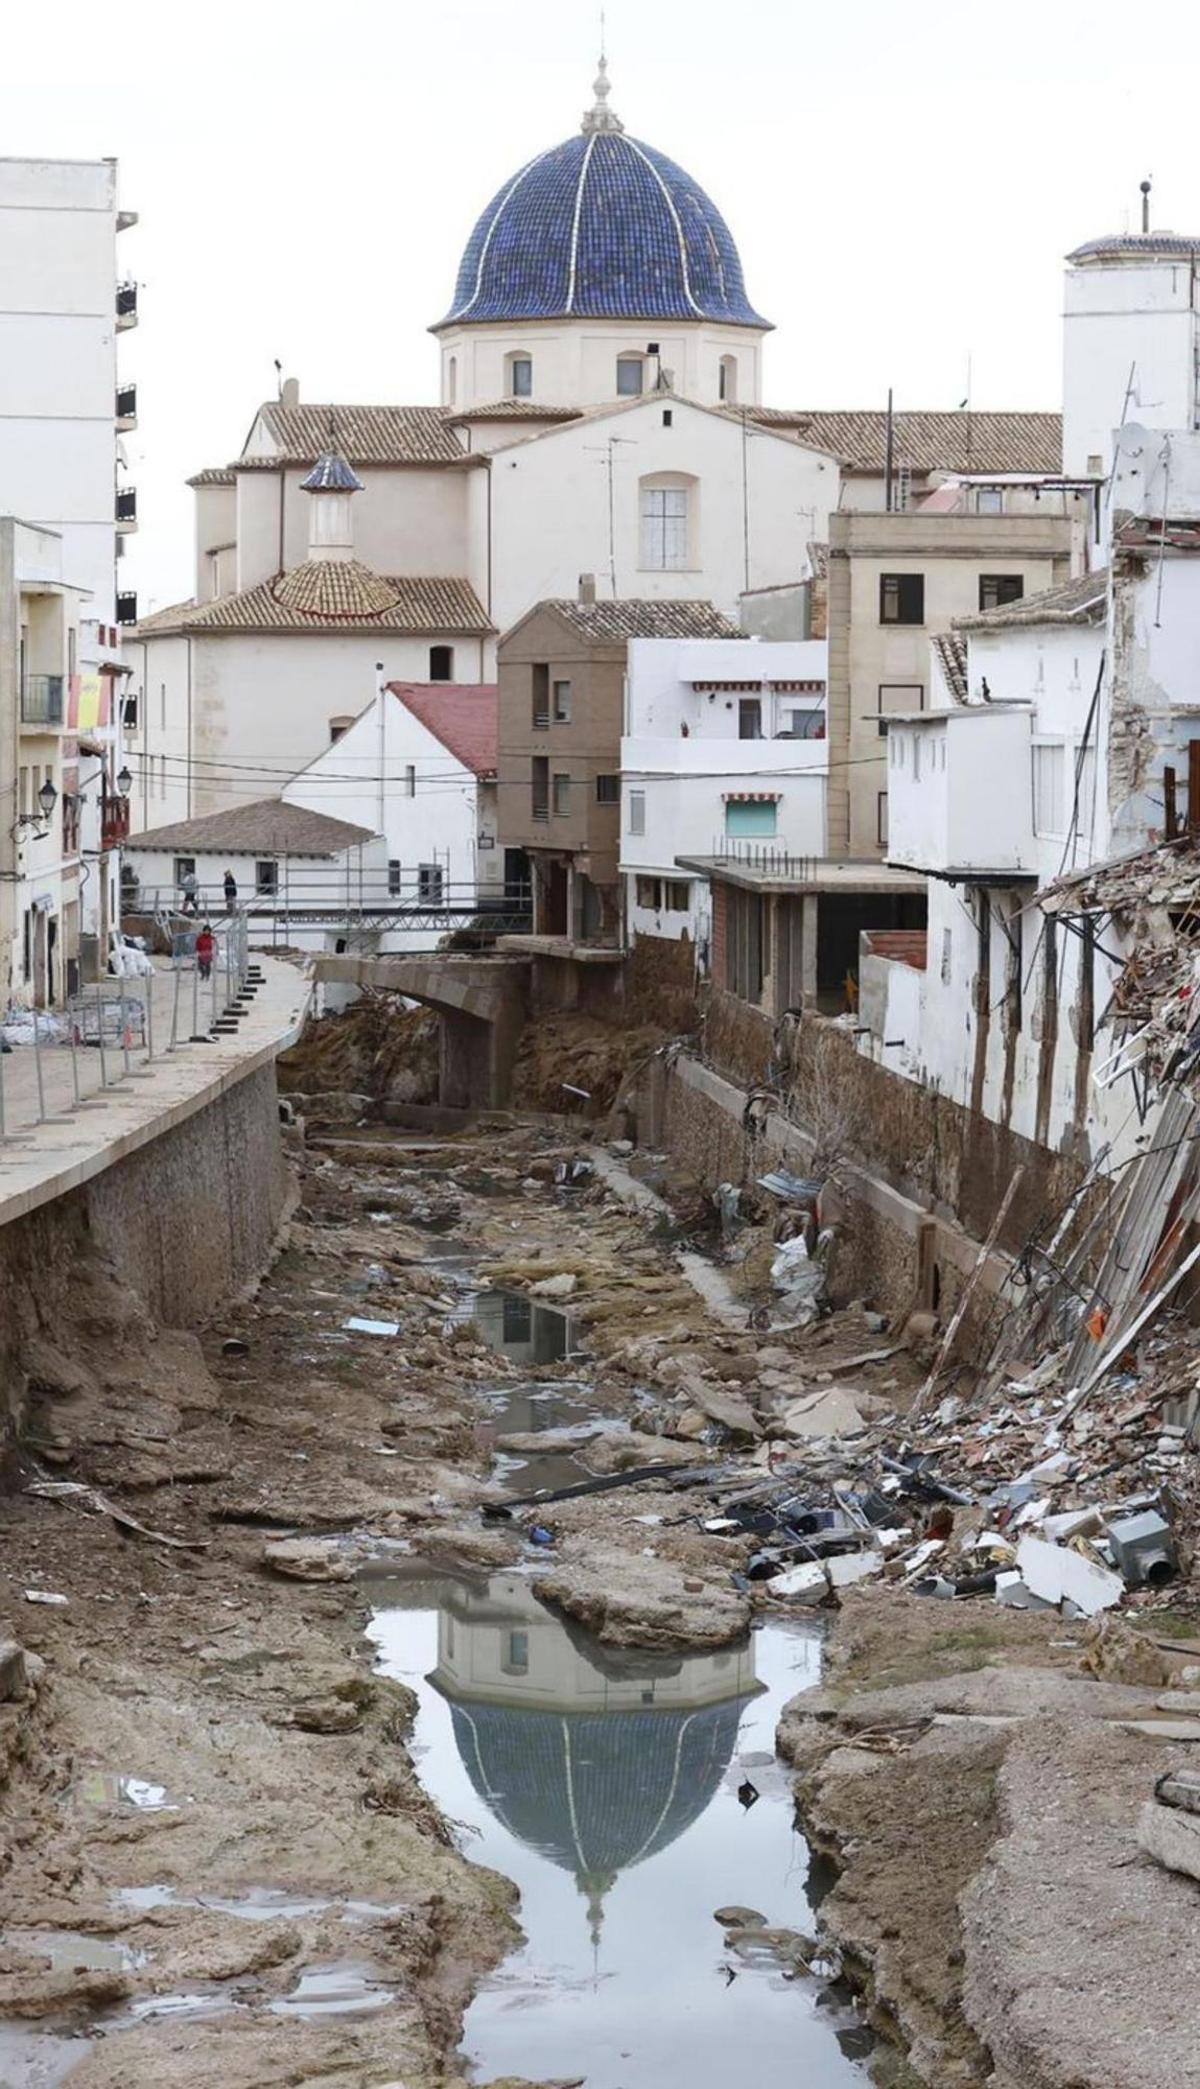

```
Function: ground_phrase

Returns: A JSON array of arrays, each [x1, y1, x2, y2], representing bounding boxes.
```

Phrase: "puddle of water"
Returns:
[[0, 2026, 90, 2088], [115, 1884, 332, 1922], [446, 1286, 576, 1364], [475, 1380, 609, 1495], [366, 1570, 871, 2089], [5, 1930, 143, 1975], [127, 1989, 240, 2023], [269, 1962, 395, 2017]]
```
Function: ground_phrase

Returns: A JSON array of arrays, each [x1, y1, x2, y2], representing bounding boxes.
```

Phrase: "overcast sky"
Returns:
[[4, 0, 1199, 610]]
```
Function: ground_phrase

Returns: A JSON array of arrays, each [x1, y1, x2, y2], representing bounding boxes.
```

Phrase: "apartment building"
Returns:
[[0, 156, 138, 979], [496, 589, 738, 953], [826, 491, 1089, 861]]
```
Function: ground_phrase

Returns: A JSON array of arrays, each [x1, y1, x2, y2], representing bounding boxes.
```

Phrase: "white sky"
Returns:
[[3, 0, 1199, 611]]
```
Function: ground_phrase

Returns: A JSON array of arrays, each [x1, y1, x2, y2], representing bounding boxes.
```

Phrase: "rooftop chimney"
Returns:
[[1141, 178, 1152, 234], [578, 572, 597, 607], [281, 376, 300, 409]]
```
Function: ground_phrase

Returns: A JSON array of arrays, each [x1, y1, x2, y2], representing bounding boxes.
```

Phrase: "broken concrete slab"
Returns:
[[1140, 1796, 1200, 1882], [0, 1643, 29, 1703], [675, 1372, 762, 1440], [1015, 1535, 1124, 1617]]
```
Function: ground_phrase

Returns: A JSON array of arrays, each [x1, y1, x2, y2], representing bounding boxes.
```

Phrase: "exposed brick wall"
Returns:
[[627, 932, 699, 1032]]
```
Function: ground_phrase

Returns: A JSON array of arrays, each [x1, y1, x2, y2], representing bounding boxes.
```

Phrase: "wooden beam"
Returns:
[[1165, 764, 1178, 841], [1188, 741, 1200, 836]]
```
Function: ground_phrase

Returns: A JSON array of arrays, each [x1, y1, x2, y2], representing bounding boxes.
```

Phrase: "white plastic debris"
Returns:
[[24, 1589, 68, 1606], [342, 1317, 400, 1337], [826, 1550, 884, 1589], [771, 1561, 829, 1604], [1015, 1535, 1124, 1616]]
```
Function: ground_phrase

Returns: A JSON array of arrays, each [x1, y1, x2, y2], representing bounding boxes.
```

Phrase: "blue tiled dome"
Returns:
[[440, 89, 769, 330]]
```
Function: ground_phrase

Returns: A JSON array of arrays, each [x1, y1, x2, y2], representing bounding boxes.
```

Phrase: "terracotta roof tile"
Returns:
[[248, 402, 465, 467], [931, 632, 968, 702], [125, 797, 375, 856], [139, 566, 493, 638], [185, 467, 236, 488], [744, 409, 1062, 477], [444, 401, 583, 423], [535, 598, 740, 642], [956, 567, 1107, 632], [388, 682, 498, 777]]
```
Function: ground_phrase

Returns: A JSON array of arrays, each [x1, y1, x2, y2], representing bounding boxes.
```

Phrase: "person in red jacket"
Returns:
[[195, 923, 216, 982]]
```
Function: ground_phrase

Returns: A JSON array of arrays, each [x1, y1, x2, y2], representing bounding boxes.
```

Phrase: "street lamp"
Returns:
[[36, 778, 57, 820], [116, 764, 132, 798]]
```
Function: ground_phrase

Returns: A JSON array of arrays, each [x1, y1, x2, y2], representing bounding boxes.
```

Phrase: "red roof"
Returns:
[[387, 681, 498, 778], [862, 928, 928, 972]]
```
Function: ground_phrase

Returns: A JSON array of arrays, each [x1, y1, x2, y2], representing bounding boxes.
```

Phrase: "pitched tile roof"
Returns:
[[535, 598, 741, 642], [132, 596, 200, 637], [125, 798, 375, 856], [744, 409, 1063, 477], [246, 402, 465, 467], [137, 565, 493, 638], [955, 567, 1108, 632], [388, 682, 498, 777], [186, 467, 237, 488], [444, 401, 583, 423], [931, 632, 969, 702]]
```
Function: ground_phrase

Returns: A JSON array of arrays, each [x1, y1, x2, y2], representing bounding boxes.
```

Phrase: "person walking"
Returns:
[[196, 922, 216, 982], [223, 869, 238, 910], [180, 869, 200, 916]]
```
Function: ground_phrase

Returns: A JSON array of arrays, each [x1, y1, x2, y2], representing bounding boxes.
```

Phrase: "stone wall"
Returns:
[[641, 998, 1089, 1348], [0, 1061, 289, 1464]]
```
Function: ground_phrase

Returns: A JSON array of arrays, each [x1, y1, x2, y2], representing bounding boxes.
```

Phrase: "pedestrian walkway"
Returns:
[[0, 954, 311, 1228]]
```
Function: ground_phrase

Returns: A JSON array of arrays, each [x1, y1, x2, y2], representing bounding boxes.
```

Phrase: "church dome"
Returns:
[[440, 62, 769, 331]]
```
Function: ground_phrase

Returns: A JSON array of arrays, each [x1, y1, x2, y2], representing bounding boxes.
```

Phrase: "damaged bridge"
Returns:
[[311, 953, 530, 1110]]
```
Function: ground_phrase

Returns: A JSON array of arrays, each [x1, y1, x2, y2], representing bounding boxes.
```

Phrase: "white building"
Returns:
[[283, 677, 509, 953], [122, 799, 389, 961], [870, 213, 1200, 1173], [0, 156, 138, 975], [128, 446, 495, 825], [0, 520, 92, 1005], [619, 635, 827, 952]]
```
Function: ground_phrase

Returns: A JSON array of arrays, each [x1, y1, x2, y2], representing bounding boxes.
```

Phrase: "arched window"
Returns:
[[328, 714, 354, 743], [719, 355, 738, 404], [638, 472, 698, 572], [616, 354, 645, 397], [446, 355, 457, 406], [506, 352, 533, 399], [429, 644, 453, 682]]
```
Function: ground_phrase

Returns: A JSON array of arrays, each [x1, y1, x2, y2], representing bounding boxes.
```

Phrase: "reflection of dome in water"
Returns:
[[449, 1698, 745, 1930]]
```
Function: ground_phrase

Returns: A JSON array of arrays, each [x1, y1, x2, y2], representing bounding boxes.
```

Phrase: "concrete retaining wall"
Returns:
[[0, 1061, 289, 1459]]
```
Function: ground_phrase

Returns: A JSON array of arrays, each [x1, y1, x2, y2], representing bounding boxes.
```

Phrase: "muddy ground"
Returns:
[[0, 1089, 925, 2087], [4, 1053, 1198, 2089]]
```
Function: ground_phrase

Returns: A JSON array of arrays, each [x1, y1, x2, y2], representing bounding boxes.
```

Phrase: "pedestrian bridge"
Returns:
[[311, 953, 530, 1110]]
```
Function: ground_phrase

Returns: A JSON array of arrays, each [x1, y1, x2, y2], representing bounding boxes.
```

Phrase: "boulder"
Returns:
[[261, 1538, 351, 1583]]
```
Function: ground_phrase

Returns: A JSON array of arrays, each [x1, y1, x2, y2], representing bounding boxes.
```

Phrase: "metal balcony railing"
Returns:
[[116, 591, 138, 625], [115, 281, 138, 327], [21, 674, 64, 726], [116, 383, 137, 429], [116, 487, 137, 529]]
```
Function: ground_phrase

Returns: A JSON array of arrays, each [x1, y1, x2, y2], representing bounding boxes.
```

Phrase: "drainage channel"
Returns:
[[366, 1566, 873, 2088]]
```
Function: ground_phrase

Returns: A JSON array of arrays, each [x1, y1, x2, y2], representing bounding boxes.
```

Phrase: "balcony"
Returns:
[[116, 591, 138, 626], [115, 280, 138, 330], [116, 487, 137, 534], [101, 796, 131, 851], [116, 383, 137, 431], [886, 705, 1037, 880], [20, 674, 64, 727]]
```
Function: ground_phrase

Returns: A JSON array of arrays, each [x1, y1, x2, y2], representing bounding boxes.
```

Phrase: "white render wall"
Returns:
[[283, 687, 500, 915], [230, 464, 476, 599], [0, 159, 128, 639], [123, 632, 194, 833], [625, 635, 828, 734], [487, 398, 837, 630], [139, 631, 499, 820], [437, 317, 764, 413], [1063, 253, 1199, 478]]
